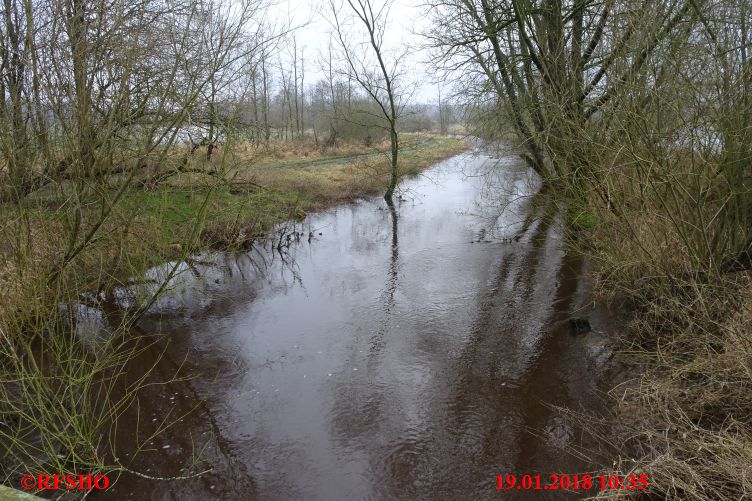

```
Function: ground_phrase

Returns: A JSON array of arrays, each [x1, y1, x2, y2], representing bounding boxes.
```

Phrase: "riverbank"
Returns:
[[130, 133, 471, 254], [555, 165, 752, 499], [1, 133, 470, 294]]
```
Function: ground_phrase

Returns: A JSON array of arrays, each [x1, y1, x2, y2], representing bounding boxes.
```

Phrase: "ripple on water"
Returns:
[[102, 149, 611, 501]]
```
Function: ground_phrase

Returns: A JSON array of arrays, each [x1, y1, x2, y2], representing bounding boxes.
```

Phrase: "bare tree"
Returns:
[[424, 0, 699, 182], [329, 0, 406, 204]]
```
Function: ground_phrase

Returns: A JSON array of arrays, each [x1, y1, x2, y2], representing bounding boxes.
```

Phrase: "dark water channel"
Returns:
[[100, 146, 614, 500]]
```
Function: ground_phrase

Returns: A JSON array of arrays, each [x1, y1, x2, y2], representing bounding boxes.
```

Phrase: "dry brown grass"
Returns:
[[203, 135, 393, 167], [566, 149, 752, 500], [591, 277, 752, 500], [220, 133, 470, 209]]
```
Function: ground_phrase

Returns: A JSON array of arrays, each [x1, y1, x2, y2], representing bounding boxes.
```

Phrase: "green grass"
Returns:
[[567, 205, 599, 230], [117, 187, 310, 255]]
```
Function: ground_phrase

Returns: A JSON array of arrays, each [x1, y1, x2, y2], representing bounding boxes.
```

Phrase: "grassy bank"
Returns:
[[2, 133, 469, 293], [121, 133, 470, 255]]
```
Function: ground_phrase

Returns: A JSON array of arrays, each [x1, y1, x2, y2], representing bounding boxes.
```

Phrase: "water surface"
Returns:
[[101, 146, 611, 500]]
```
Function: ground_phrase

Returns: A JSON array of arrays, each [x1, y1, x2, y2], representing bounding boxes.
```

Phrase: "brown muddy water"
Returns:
[[97, 145, 615, 500]]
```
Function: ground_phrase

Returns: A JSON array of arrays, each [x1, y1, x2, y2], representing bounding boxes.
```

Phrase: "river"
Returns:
[[99, 143, 614, 500]]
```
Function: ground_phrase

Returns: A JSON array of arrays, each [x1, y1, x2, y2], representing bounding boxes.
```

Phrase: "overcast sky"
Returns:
[[274, 0, 443, 104]]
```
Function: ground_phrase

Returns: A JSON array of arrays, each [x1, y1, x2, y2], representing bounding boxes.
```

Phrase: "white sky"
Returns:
[[274, 0, 442, 104]]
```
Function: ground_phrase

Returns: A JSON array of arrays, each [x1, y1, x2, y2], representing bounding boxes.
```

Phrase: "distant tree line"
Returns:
[[0, 0, 453, 205]]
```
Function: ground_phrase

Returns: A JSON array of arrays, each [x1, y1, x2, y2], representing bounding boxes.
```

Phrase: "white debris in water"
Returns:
[[328, 373, 333, 377], [162, 444, 170, 449], [353, 368, 358, 371]]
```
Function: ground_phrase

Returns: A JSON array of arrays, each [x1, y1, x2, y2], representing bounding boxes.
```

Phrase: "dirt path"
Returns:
[[260, 136, 432, 170]]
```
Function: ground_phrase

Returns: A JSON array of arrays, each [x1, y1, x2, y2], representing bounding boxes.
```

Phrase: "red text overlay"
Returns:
[[20, 473, 110, 492], [496, 473, 649, 492]]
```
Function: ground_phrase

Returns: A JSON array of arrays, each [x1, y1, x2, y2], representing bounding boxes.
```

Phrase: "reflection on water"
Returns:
[[97, 146, 613, 500]]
